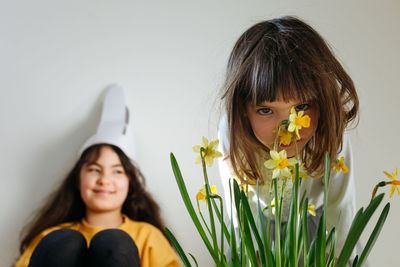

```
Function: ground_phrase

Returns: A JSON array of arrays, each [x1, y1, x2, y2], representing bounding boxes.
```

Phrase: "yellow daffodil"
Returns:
[[333, 157, 349, 173], [288, 163, 307, 183], [193, 136, 223, 167], [196, 185, 218, 207], [308, 204, 316, 216], [279, 130, 293, 146], [264, 150, 297, 179], [273, 125, 293, 146], [383, 168, 400, 198], [288, 107, 311, 140]]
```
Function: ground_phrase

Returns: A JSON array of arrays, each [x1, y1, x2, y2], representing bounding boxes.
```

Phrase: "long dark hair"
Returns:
[[19, 144, 165, 254], [222, 16, 359, 183]]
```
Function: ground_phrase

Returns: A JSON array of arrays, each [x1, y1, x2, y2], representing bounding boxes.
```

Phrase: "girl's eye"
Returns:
[[257, 107, 272, 115], [295, 104, 309, 112], [113, 169, 124, 175], [88, 168, 101, 173]]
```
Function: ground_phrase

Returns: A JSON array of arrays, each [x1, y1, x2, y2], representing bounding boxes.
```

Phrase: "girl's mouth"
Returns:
[[93, 189, 115, 195]]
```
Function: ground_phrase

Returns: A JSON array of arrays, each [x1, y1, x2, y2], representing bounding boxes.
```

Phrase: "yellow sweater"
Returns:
[[15, 215, 181, 267]]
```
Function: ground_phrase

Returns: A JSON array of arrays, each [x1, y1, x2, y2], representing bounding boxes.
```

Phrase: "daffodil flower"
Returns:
[[308, 204, 316, 216], [196, 185, 218, 207], [288, 107, 311, 140], [264, 150, 297, 179], [279, 129, 293, 146], [333, 157, 349, 173], [288, 163, 307, 183], [193, 136, 223, 167], [384, 168, 400, 198]]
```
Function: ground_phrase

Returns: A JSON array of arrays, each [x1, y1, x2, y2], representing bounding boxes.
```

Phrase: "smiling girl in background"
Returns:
[[16, 86, 180, 267], [218, 16, 360, 263]]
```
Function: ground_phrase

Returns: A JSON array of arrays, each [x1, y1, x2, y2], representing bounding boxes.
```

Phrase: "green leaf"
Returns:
[[273, 179, 282, 267], [355, 202, 390, 267], [302, 198, 309, 267], [257, 182, 274, 267], [188, 253, 199, 267], [306, 238, 316, 266], [211, 198, 231, 243], [233, 180, 242, 225], [240, 197, 258, 267], [336, 193, 385, 266], [165, 227, 192, 267], [326, 228, 337, 267], [228, 181, 239, 267], [315, 210, 326, 266], [241, 189, 266, 265], [352, 255, 359, 267], [170, 153, 218, 262]]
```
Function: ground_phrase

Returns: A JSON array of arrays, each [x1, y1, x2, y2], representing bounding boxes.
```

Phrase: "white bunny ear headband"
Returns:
[[79, 85, 136, 160]]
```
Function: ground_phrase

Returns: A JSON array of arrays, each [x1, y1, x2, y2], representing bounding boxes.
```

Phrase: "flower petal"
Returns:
[[281, 167, 291, 178], [278, 150, 287, 159], [209, 140, 219, 150], [202, 136, 208, 147], [288, 158, 298, 166], [272, 169, 280, 179], [205, 156, 214, 167], [193, 145, 201, 153], [270, 150, 279, 160], [288, 123, 295, 132], [210, 185, 218, 194], [195, 156, 202, 164], [342, 164, 349, 173], [264, 159, 276, 169], [390, 185, 395, 198], [383, 171, 393, 179]]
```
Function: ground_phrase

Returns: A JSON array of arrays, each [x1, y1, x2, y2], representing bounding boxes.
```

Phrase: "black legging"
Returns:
[[28, 228, 141, 267]]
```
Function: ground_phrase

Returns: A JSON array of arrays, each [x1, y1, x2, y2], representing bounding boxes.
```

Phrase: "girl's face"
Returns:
[[79, 146, 129, 216], [246, 99, 319, 158]]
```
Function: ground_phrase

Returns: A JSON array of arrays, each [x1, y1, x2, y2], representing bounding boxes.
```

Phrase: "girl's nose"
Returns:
[[277, 110, 291, 124], [97, 173, 111, 185]]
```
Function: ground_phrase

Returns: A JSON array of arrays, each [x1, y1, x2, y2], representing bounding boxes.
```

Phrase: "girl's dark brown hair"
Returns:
[[222, 16, 359, 183], [19, 144, 165, 254]]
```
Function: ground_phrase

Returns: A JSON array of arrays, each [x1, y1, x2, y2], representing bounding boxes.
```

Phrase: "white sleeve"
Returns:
[[326, 132, 357, 258]]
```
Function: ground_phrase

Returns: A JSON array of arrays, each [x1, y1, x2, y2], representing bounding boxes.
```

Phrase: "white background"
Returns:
[[1, 1, 399, 266]]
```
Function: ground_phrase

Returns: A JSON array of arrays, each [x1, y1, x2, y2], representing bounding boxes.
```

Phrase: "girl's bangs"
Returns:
[[80, 144, 108, 165], [246, 55, 318, 105]]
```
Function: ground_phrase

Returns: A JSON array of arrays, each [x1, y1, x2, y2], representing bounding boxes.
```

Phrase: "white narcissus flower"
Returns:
[[264, 150, 297, 179]]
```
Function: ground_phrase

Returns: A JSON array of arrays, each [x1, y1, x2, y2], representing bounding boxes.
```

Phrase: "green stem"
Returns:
[[293, 134, 299, 161], [197, 202, 212, 236], [200, 147, 210, 185], [273, 120, 289, 151], [274, 179, 282, 267], [199, 147, 218, 260], [370, 181, 390, 203]]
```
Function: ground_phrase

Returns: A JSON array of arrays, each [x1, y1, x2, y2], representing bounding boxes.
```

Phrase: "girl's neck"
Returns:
[[85, 210, 124, 228]]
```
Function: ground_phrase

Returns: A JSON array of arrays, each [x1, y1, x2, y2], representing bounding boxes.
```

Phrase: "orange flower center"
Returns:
[[295, 115, 311, 128], [277, 158, 289, 169], [392, 180, 400, 185]]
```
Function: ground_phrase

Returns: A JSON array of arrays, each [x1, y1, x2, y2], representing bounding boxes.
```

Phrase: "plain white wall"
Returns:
[[1, 0, 399, 266]]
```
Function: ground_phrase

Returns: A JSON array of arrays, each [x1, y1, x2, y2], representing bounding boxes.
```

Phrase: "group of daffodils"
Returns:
[[192, 106, 400, 209]]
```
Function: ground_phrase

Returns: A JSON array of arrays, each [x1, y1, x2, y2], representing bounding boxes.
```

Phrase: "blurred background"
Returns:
[[1, 0, 399, 266]]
